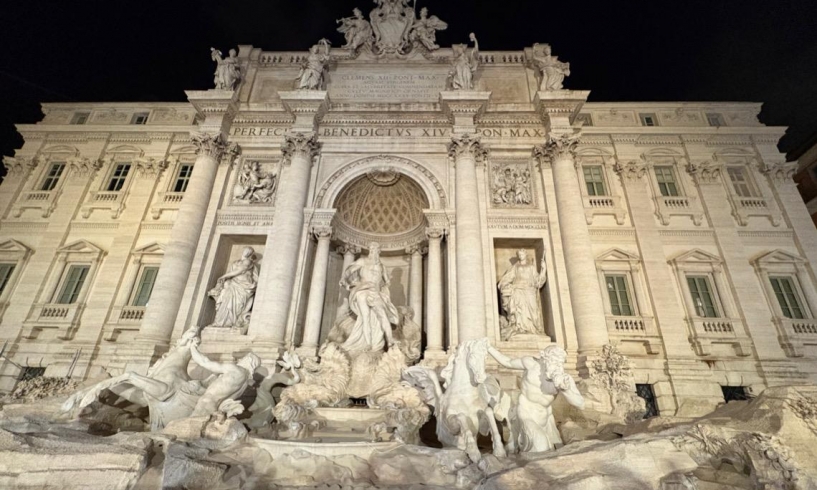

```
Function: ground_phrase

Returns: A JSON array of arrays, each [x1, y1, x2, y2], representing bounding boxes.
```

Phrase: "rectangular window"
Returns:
[[770, 276, 806, 319], [687, 275, 719, 318], [721, 386, 751, 403], [654, 166, 680, 197], [19, 367, 46, 381], [636, 384, 660, 418], [107, 163, 131, 192], [40, 162, 66, 191], [70, 112, 90, 125], [583, 165, 607, 196], [55, 265, 90, 304], [132, 266, 159, 307], [727, 167, 755, 198], [130, 112, 149, 125], [706, 113, 726, 127], [173, 164, 193, 193], [639, 113, 658, 127], [0, 263, 16, 296], [605, 274, 634, 316]]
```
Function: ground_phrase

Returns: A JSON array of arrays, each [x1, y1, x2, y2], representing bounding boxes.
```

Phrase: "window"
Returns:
[[769, 277, 806, 319], [107, 163, 131, 191], [636, 384, 659, 418], [576, 113, 593, 127], [0, 263, 16, 296], [130, 112, 149, 125], [19, 367, 46, 381], [654, 166, 680, 197], [70, 112, 90, 125], [583, 165, 607, 196], [605, 275, 634, 316], [173, 164, 193, 193], [55, 265, 90, 304], [639, 113, 658, 127], [721, 386, 751, 403], [706, 113, 726, 127], [687, 275, 719, 318], [131, 266, 159, 307], [40, 162, 66, 191], [727, 167, 755, 198]]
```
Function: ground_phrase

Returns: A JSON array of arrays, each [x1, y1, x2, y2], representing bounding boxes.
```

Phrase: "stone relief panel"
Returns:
[[231, 160, 279, 205], [490, 160, 534, 208]]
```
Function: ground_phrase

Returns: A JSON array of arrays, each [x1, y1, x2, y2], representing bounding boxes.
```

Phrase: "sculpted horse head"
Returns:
[[441, 338, 489, 390]]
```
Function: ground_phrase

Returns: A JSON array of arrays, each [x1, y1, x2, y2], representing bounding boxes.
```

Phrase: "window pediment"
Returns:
[[751, 249, 804, 266], [597, 248, 640, 263], [670, 249, 722, 266]]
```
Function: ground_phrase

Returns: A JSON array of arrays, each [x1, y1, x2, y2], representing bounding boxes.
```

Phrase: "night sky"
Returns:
[[1, 0, 816, 160]]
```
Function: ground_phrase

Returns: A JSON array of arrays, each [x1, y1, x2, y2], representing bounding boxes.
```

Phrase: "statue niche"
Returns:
[[206, 245, 261, 334]]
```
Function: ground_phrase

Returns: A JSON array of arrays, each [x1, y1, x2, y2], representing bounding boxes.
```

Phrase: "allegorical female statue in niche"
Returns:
[[498, 249, 548, 340], [208, 247, 259, 333]]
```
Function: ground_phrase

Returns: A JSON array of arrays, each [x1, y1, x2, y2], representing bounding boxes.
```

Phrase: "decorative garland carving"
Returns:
[[761, 161, 798, 185], [686, 160, 723, 184], [613, 160, 650, 182]]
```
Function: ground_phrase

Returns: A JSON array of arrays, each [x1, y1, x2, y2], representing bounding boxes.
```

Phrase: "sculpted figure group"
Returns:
[[336, 2, 447, 55]]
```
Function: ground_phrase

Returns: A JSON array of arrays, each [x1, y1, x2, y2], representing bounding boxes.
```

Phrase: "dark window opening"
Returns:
[[721, 386, 751, 403], [636, 383, 659, 418], [20, 366, 46, 381]]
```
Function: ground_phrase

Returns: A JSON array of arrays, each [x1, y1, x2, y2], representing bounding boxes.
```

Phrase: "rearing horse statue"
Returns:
[[61, 328, 206, 431], [403, 338, 509, 462]]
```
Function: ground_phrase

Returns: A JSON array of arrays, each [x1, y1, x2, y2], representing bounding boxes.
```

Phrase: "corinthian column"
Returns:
[[249, 132, 321, 345], [448, 133, 489, 342], [535, 133, 608, 355], [425, 227, 446, 353], [300, 224, 333, 354]]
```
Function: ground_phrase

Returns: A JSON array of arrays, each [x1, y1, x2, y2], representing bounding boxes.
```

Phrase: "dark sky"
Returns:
[[1, 0, 816, 160]]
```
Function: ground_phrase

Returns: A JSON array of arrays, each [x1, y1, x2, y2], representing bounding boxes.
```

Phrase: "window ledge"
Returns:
[[773, 317, 817, 357]]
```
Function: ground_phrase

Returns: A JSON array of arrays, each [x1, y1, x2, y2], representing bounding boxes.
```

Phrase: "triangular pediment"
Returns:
[[0, 239, 31, 254], [133, 242, 166, 255], [752, 249, 805, 266], [57, 239, 104, 255], [670, 248, 722, 265], [597, 248, 640, 262]]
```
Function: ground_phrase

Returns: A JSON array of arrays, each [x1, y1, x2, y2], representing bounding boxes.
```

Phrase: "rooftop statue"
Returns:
[[531, 43, 570, 91], [296, 39, 331, 90], [210, 48, 241, 91], [408, 7, 448, 51], [449, 33, 480, 90], [337, 8, 374, 52]]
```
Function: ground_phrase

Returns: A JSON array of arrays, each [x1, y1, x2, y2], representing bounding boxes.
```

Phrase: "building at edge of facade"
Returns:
[[1, 10, 816, 420]]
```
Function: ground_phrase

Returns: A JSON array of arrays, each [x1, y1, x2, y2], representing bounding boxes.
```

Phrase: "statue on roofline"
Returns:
[[211, 48, 241, 91]]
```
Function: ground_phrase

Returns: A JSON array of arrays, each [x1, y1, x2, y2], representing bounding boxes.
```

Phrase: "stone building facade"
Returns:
[[1, 11, 816, 419]]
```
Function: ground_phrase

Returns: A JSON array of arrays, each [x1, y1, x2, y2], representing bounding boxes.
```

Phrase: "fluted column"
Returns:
[[448, 133, 488, 342], [425, 227, 445, 353], [301, 225, 333, 352], [138, 132, 228, 344], [249, 133, 321, 344], [407, 245, 426, 327], [535, 134, 609, 355]]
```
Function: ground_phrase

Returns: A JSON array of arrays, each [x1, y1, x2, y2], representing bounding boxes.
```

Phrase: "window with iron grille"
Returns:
[[130, 112, 149, 125], [605, 274, 634, 316], [583, 165, 607, 196], [727, 167, 755, 198], [107, 163, 131, 192], [687, 275, 719, 318], [70, 112, 90, 125], [132, 266, 159, 307], [721, 386, 751, 403], [636, 384, 659, 418], [706, 113, 726, 127], [19, 366, 46, 381], [40, 162, 66, 191], [639, 113, 659, 127], [770, 276, 807, 319], [55, 265, 90, 304], [173, 164, 193, 193], [654, 166, 680, 197], [0, 263, 16, 296]]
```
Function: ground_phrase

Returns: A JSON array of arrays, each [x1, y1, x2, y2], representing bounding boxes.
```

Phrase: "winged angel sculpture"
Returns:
[[403, 338, 510, 462]]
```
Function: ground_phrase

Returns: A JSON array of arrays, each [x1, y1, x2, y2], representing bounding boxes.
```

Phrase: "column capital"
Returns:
[[761, 160, 798, 186], [191, 132, 228, 159], [406, 244, 428, 256], [311, 226, 333, 240], [309, 208, 335, 239], [447, 133, 489, 164], [282, 132, 321, 165], [686, 160, 723, 185], [337, 244, 361, 256], [534, 131, 581, 166], [425, 227, 447, 240], [613, 160, 651, 182]]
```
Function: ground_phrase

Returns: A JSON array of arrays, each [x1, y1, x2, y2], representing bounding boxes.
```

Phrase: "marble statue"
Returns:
[[188, 339, 260, 417], [487, 344, 584, 453], [403, 338, 510, 462], [498, 249, 548, 340], [247, 351, 301, 432], [210, 48, 241, 91], [233, 161, 277, 204], [408, 7, 448, 51], [449, 33, 480, 90], [337, 8, 373, 52], [531, 43, 570, 91], [207, 247, 258, 333], [492, 163, 532, 207], [370, 0, 414, 54], [296, 39, 331, 90], [61, 328, 206, 431], [339, 242, 400, 355]]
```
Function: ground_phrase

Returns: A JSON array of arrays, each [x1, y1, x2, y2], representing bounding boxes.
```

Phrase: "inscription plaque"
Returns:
[[329, 67, 449, 102]]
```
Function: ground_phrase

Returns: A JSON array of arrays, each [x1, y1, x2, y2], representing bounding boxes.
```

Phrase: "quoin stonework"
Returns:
[[2, 1, 817, 470]]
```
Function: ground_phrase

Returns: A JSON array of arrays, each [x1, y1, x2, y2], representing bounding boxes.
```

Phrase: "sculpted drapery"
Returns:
[[208, 247, 259, 331], [498, 249, 548, 340]]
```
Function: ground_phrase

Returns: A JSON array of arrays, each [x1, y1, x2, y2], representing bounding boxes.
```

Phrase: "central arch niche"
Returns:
[[332, 169, 430, 252]]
